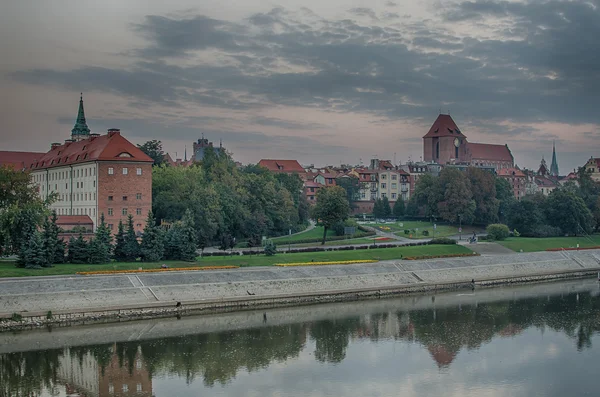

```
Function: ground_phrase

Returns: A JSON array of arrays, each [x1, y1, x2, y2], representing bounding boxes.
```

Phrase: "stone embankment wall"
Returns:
[[1, 249, 599, 331]]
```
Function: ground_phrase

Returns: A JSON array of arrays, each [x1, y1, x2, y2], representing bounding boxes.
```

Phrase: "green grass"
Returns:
[[0, 244, 472, 277], [497, 235, 600, 252], [270, 226, 336, 243], [364, 220, 482, 240], [288, 237, 380, 247]]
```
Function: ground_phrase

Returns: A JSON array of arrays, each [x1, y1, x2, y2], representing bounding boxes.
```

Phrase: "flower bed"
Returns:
[[403, 253, 479, 260], [275, 260, 379, 267], [77, 266, 239, 275], [373, 237, 393, 241]]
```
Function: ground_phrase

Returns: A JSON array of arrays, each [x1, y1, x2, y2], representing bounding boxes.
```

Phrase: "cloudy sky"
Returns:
[[1, 0, 599, 172]]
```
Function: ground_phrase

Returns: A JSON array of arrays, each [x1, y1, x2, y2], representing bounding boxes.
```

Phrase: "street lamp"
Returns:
[[458, 214, 462, 240]]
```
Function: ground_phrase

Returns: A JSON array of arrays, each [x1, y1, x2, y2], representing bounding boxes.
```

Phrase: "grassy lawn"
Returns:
[[288, 237, 381, 247], [270, 226, 336, 244], [368, 220, 483, 239], [497, 235, 600, 252], [0, 244, 473, 277]]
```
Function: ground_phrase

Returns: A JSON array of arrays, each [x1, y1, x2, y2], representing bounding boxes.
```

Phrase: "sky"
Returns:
[[1, 0, 599, 173]]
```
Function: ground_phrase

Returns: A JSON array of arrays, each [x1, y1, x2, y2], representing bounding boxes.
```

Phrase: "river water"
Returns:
[[1, 279, 600, 397]]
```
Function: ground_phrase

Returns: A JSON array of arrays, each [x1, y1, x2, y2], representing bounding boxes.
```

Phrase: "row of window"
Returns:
[[107, 208, 144, 216], [380, 174, 400, 180], [361, 192, 408, 200], [57, 193, 97, 202], [108, 383, 144, 393], [108, 193, 143, 201], [56, 207, 96, 216], [107, 167, 143, 175], [34, 167, 96, 182]]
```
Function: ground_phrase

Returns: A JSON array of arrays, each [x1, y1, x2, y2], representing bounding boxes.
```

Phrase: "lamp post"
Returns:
[[458, 214, 462, 240]]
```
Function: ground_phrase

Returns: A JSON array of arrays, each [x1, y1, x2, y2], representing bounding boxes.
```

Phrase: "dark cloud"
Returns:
[[251, 116, 325, 130], [13, 2, 600, 134]]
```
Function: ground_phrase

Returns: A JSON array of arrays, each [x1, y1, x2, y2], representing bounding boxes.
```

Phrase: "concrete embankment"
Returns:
[[1, 249, 600, 331]]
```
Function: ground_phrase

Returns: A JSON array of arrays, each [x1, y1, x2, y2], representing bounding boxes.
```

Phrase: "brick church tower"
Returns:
[[423, 114, 468, 164]]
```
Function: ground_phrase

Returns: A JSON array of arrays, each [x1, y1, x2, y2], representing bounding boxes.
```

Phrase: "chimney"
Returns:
[[51, 142, 61, 150], [107, 128, 120, 137], [64, 139, 75, 146], [89, 133, 100, 141]]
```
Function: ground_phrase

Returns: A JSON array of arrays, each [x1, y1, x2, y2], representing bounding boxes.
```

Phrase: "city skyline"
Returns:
[[1, 0, 599, 173]]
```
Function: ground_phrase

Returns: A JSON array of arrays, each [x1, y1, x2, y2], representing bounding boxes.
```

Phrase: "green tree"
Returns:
[[495, 177, 515, 223], [95, 213, 113, 255], [264, 240, 277, 256], [544, 188, 594, 235], [18, 231, 48, 268], [381, 196, 392, 217], [138, 140, 167, 167], [486, 224, 510, 240], [466, 167, 499, 225], [140, 211, 165, 262], [164, 210, 197, 261], [42, 211, 64, 265], [412, 174, 443, 217], [164, 225, 183, 260], [393, 198, 405, 218], [113, 221, 127, 261], [123, 215, 140, 261], [67, 234, 89, 264], [437, 168, 475, 224], [505, 199, 546, 236], [88, 237, 110, 264], [310, 186, 351, 245], [335, 176, 362, 209], [372, 198, 384, 219]]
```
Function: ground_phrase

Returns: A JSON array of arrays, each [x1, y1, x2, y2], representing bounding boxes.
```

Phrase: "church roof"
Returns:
[[71, 94, 90, 137], [468, 143, 513, 162], [28, 129, 153, 170], [423, 114, 465, 138]]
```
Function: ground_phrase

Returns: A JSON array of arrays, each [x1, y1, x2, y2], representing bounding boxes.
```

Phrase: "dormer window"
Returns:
[[82, 145, 86, 150], [117, 152, 133, 158]]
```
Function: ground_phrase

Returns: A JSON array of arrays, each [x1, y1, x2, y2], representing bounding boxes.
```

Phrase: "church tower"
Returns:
[[550, 141, 559, 176], [71, 93, 91, 142], [423, 114, 468, 164]]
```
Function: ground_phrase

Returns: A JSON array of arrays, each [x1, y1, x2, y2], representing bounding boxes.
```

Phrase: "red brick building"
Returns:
[[497, 167, 526, 199], [6, 96, 153, 234], [423, 114, 514, 170]]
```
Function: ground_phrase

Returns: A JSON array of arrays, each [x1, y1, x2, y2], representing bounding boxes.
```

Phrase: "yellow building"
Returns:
[[584, 157, 600, 182]]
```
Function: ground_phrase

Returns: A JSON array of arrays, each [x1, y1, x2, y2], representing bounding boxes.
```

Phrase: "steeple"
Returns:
[[71, 93, 91, 141], [550, 141, 559, 176], [184, 145, 187, 162]]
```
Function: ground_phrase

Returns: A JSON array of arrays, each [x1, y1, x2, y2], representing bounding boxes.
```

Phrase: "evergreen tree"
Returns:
[[382, 196, 392, 217], [42, 211, 63, 265], [18, 231, 48, 268], [68, 234, 89, 264], [179, 209, 198, 261], [140, 211, 164, 262], [113, 221, 127, 261], [88, 237, 110, 264], [393, 198, 405, 218], [95, 213, 113, 255], [123, 215, 140, 262], [164, 225, 183, 260], [372, 198, 384, 219]]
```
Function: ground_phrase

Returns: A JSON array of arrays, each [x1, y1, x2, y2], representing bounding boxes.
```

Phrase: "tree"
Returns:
[[140, 211, 164, 262], [381, 196, 392, 218], [18, 231, 48, 268], [123, 215, 140, 261], [113, 221, 127, 261], [164, 209, 197, 261], [505, 199, 546, 236], [88, 237, 110, 264], [495, 177, 515, 223], [95, 213, 113, 255], [412, 174, 443, 217], [372, 198, 384, 219], [310, 186, 351, 245], [544, 188, 594, 235], [138, 140, 167, 167], [67, 234, 89, 264], [437, 168, 475, 224], [335, 176, 362, 209], [393, 198, 405, 218], [42, 211, 64, 265], [486, 224, 510, 240], [466, 167, 499, 224]]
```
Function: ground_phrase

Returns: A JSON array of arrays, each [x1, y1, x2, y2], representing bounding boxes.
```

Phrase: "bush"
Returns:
[[486, 224, 510, 241], [513, 229, 521, 237], [428, 237, 456, 245], [422, 230, 429, 236], [404, 230, 410, 235], [333, 219, 361, 236], [528, 225, 563, 238], [264, 240, 277, 256]]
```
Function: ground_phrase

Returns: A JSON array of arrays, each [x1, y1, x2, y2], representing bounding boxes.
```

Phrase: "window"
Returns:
[[123, 168, 128, 175], [361, 192, 366, 199], [136, 168, 142, 175], [85, 169, 87, 177], [136, 359, 142, 369], [122, 385, 128, 392], [136, 208, 142, 215], [109, 384, 114, 393], [381, 183, 386, 189], [136, 193, 142, 200], [93, 180, 95, 187], [392, 174, 397, 180], [85, 193, 87, 200], [108, 208, 113, 216], [309, 196, 314, 200], [392, 193, 397, 199], [108, 224, 114, 230], [136, 223, 142, 228], [381, 174, 386, 180], [137, 383, 142, 392], [122, 196, 128, 201], [381, 193, 387, 198], [108, 167, 114, 175], [310, 187, 315, 192], [392, 183, 397, 189], [108, 195, 113, 201], [122, 208, 128, 215]]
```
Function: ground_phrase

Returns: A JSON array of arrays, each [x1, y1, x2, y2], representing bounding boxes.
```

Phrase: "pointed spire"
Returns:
[[71, 93, 90, 140], [550, 141, 559, 176], [184, 145, 187, 162]]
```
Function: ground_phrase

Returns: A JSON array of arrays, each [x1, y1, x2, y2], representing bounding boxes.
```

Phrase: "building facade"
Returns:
[[497, 168, 526, 199], [584, 157, 600, 181]]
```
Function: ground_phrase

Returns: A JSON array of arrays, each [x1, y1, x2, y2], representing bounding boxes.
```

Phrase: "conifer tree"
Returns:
[[88, 237, 110, 264], [164, 224, 183, 260], [393, 198, 405, 219], [113, 220, 127, 261], [95, 213, 113, 255], [123, 215, 140, 262], [18, 231, 48, 268], [42, 211, 64, 265], [140, 211, 164, 262], [68, 234, 89, 264], [179, 209, 198, 261], [382, 196, 392, 217]]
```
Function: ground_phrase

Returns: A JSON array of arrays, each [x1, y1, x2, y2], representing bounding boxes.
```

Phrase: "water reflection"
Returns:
[[1, 283, 600, 397]]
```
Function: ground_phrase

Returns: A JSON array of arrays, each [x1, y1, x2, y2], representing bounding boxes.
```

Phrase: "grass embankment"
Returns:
[[0, 244, 472, 277], [368, 220, 481, 239], [497, 236, 600, 252]]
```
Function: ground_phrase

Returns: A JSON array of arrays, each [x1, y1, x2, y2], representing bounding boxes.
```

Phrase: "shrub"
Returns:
[[264, 240, 277, 256], [428, 237, 456, 245], [11, 313, 22, 322], [404, 230, 410, 235], [46, 311, 53, 320], [486, 224, 510, 241], [513, 229, 521, 237], [422, 230, 429, 236]]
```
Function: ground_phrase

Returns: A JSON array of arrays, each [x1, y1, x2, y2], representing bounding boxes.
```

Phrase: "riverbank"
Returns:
[[1, 249, 600, 332]]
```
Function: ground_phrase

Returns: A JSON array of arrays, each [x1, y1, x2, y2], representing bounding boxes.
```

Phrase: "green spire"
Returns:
[[71, 93, 90, 137], [550, 141, 559, 176]]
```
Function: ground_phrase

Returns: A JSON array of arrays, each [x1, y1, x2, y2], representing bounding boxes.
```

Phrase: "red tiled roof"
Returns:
[[536, 177, 557, 187], [28, 130, 152, 170], [304, 181, 323, 188], [468, 143, 513, 162], [497, 168, 525, 177], [258, 159, 305, 173], [0, 151, 45, 170], [587, 158, 600, 168], [423, 114, 464, 138], [54, 215, 93, 225]]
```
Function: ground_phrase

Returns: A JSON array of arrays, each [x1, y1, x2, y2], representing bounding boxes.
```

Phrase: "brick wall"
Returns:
[[97, 162, 152, 235]]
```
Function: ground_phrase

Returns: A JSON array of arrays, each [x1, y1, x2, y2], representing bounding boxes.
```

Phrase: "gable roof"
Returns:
[[468, 143, 513, 163], [54, 215, 94, 226], [258, 159, 305, 173], [28, 130, 153, 170], [423, 114, 465, 138], [497, 168, 525, 177], [0, 151, 45, 170]]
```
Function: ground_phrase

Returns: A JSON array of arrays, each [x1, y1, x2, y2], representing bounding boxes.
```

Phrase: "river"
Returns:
[[1, 279, 599, 397]]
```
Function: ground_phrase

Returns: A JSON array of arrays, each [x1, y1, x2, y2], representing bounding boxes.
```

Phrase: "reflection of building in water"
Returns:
[[57, 344, 153, 397], [354, 312, 415, 340], [427, 345, 456, 369]]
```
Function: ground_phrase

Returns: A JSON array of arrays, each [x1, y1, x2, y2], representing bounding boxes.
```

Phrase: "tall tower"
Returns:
[[422, 114, 467, 164], [71, 93, 91, 141], [550, 141, 559, 176]]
